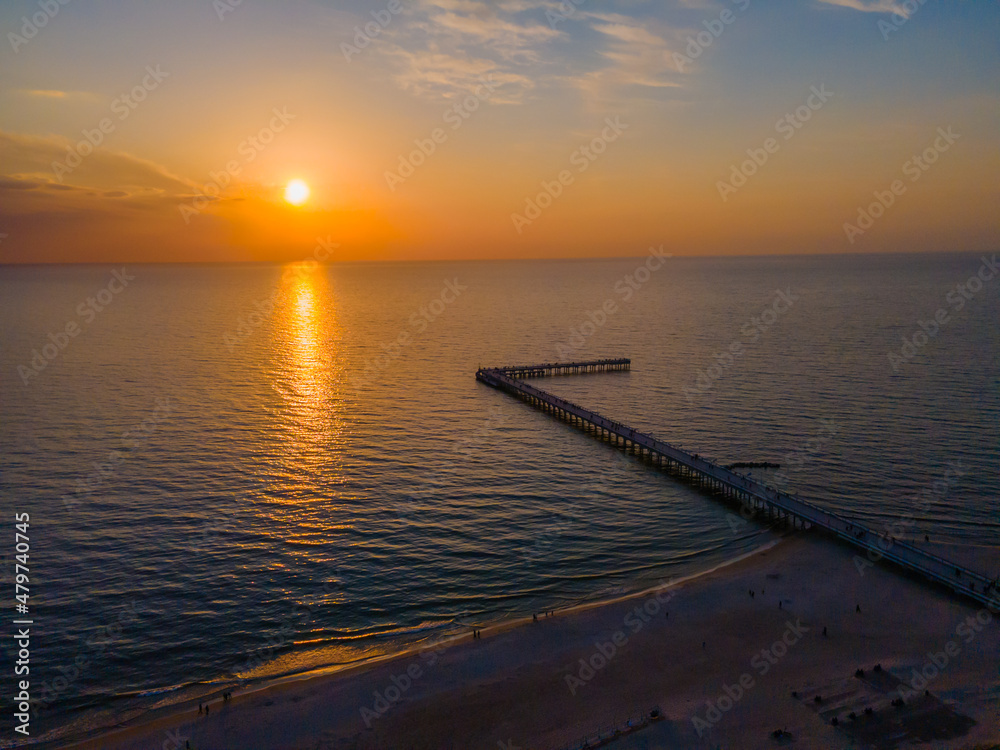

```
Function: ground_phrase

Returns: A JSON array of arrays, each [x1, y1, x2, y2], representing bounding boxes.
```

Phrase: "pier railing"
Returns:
[[486, 358, 630, 379], [477, 360, 998, 609]]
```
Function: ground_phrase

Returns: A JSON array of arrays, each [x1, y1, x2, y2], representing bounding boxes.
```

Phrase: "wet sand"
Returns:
[[67, 531, 1000, 750]]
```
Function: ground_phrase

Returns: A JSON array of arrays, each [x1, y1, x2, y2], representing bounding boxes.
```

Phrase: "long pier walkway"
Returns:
[[476, 358, 998, 609]]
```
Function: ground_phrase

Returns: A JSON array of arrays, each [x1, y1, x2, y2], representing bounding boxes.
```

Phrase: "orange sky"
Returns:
[[1, 0, 997, 263]]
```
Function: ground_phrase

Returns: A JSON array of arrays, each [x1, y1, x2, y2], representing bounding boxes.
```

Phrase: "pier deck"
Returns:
[[476, 359, 998, 609]]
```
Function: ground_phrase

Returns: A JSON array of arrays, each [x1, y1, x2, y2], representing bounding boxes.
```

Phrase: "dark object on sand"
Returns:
[[814, 695, 822, 704], [855, 668, 864, 678]]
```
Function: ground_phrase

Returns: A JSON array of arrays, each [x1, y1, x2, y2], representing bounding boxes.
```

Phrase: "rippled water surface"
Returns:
[[1, 253, 997, 744]]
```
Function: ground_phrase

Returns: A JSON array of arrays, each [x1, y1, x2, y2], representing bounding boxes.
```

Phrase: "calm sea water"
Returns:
[[1, 253, 998, 745]]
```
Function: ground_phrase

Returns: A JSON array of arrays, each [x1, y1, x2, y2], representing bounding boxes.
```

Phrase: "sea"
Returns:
[[1, 251, 997, 746]]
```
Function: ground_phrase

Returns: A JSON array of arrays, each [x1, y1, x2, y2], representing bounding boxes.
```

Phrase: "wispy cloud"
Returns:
[[0, 131, 196, 195], [385, 47, 535, 102], [373, 0, 689, 106], [564, 10, 686, 105], [375, 0, 560, 102], [816, 0, 913, 17]]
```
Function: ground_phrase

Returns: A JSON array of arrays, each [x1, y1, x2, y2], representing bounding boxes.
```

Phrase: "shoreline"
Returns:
[[52, 532, 788, 750], [43, 530, 1000, 748]]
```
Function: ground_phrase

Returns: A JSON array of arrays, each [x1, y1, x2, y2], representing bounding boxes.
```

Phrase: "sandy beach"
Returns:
[[60, 529, 999, 750]]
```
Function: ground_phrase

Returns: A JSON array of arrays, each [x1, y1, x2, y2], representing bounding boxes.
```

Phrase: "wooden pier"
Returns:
[[476, 359, 999, 609], [487, 357, 631, 379]]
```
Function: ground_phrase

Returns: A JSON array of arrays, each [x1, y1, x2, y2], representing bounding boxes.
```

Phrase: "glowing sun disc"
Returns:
[[285, 179, 310, 205]]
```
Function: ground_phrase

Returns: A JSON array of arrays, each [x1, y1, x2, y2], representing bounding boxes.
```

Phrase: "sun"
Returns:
[[284, 179, 310, 206]]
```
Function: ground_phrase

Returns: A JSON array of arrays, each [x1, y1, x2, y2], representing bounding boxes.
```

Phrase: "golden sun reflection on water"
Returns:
[[272, 263, 344, 487]]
